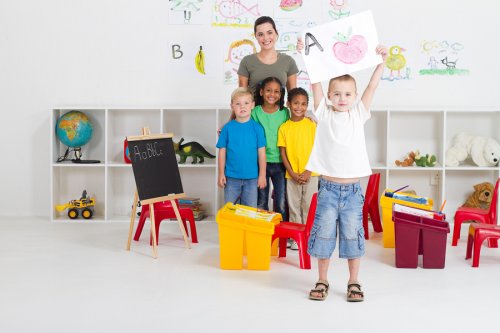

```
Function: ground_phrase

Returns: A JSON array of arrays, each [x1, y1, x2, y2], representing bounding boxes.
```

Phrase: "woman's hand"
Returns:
[[296, 37, 304, 53]]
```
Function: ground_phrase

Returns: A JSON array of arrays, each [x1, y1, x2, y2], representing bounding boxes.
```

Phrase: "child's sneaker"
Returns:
[[290, 239, 299, 250]]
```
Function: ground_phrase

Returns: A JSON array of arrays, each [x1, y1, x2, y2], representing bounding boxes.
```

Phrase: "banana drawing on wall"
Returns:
[[195, 46, 206, 75]]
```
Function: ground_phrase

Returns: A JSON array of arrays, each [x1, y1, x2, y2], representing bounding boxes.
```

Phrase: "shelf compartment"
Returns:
[[366, 110, 388, 168], [52, 166, 105, 220], [164, 108, 218, 165], [107, 109, 161, 164], [444, 170, 498, 219], [387, 169, 442, 212], [107, 166, 137, 220], [179, 168, 216, 217], [388, 111, 443, 168]]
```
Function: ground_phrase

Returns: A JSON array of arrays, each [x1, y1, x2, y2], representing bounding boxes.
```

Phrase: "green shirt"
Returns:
[[251, 105, 290, 163]]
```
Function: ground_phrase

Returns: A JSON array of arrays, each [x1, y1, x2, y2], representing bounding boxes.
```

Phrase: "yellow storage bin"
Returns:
[[216, 203, 282, 270], [380, 190, 434, 248]]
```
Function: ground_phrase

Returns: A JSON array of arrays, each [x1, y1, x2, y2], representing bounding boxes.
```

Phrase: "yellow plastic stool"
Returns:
[[216, 203, 281, 270]]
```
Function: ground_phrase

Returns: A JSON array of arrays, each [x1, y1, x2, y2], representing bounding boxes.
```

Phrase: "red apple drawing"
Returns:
[[333, 29, 368, 64]]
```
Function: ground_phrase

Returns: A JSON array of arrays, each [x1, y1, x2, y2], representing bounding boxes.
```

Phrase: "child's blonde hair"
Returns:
[[328, 74, 357, 92], [231, 87, 254, 103]]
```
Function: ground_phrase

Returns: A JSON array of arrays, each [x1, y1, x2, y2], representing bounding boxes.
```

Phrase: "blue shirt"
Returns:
[[216, 119, 266, 179]]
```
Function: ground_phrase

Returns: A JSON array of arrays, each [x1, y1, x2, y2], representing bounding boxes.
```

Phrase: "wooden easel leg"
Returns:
[[171, 200, 192, 249], [150, 204, 159, 258], [126, 191, 139, 251]]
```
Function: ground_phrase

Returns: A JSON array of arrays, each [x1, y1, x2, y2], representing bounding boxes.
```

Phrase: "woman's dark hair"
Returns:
[[254, 16, 278, 34], [287, 87, 309, 103], [254, 77, 285, 110]]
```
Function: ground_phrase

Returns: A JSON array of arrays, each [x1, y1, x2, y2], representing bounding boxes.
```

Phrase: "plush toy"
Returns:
[[414, 150, 437, 167], [173, 138, 215, 164], [463, 182, 494, 210], [445, 132, 500, 167], [395, 151, 416, 167]]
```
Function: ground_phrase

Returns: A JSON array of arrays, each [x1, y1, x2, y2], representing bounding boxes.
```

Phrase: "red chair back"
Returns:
[[305, 193, 318, 239], [489, 178, 499, 224], [365, 173, 380, 205]]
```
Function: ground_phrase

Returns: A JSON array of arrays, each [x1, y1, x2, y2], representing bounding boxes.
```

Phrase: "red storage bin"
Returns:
[[392, 208, 450, 269]]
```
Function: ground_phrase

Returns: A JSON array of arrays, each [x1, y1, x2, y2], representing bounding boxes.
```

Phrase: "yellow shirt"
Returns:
[[277, 118, 318, 179]]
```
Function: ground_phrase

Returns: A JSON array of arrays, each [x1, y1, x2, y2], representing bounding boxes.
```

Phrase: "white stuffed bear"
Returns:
[[446, 132, 500, 167]]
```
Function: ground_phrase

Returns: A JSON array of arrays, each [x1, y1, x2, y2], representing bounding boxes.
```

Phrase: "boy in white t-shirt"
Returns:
[[301, 44, 388, 302]]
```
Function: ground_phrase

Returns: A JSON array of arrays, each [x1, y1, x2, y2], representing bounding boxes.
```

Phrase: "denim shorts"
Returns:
[[308, 178, 365, 259]]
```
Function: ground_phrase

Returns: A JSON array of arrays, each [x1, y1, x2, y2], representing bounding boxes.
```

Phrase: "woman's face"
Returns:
[[254, 22, 277, 51]]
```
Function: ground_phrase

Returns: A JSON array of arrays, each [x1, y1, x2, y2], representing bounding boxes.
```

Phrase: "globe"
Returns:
[[55, 111, 93, 148]]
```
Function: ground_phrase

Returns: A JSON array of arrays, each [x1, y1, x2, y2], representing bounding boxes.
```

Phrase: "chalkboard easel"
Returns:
[[125, 127, 191, 258]]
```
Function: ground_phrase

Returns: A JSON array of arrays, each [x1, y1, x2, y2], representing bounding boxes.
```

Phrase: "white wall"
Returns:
[[1, 0, 499, 216]]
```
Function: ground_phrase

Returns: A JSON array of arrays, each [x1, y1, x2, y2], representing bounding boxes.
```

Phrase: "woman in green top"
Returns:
[[238, 16, 299, 95]]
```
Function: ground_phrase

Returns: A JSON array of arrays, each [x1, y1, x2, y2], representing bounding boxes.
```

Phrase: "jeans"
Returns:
[[257, 163, 287, 221], [224, 177, 258, 207], [307, 179, 365, 259]]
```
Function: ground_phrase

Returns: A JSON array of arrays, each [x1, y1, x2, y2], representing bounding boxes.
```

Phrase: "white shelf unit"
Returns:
[[51, 107, 500, 223], [368, 108, 500, 220], [51, 107, 231, 223]]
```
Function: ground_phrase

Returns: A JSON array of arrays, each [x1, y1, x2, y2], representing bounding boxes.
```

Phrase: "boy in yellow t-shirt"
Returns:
[[278, 87, 318, 249]]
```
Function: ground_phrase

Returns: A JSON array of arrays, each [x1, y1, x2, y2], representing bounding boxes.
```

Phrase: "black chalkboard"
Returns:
[[127, 134, 183, 204]]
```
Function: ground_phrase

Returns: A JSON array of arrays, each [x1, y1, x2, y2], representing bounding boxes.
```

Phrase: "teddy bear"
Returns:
[[395, 151, 416, 167], [462, 182, 494, 210], [414, 150, 437, 167], [445, 132, 500, 167]]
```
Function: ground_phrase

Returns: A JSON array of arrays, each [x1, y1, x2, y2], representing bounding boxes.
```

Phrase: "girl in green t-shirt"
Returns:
[[251, 76, 290, 221]]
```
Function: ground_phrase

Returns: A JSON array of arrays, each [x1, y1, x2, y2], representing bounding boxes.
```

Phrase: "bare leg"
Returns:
[[318, 258, 330, 281], [347, 258, 362, 300], [310, 258, 330, 298]]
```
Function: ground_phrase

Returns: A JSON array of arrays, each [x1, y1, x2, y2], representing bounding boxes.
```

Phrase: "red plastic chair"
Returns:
[[363, 173, 383, 239], [466, 223, 500, 267], [271, 193, 318, 269], [133, 200, 198, 244], [452, 178, 499, 246]]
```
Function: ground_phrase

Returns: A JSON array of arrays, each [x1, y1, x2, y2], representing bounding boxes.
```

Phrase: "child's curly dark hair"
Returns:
[[254, 77, 285, 110], [287, 87, 309, 103]]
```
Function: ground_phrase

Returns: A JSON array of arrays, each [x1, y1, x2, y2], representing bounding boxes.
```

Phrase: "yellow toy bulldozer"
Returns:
[[55, 190, 95, 219]]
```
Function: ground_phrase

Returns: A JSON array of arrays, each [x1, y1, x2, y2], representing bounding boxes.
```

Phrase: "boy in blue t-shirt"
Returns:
[[216, 88, 267, 207]]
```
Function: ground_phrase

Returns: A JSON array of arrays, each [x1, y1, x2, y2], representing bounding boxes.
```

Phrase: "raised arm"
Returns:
[[311, 82, 325, 111], [361, 45, 388, 110]]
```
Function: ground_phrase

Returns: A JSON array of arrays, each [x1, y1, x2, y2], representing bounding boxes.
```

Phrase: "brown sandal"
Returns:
[[309, 280, 329, 301], [347, 283, 364, 302]]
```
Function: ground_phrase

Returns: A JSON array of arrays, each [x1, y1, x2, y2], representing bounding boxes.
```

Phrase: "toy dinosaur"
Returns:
[[173, 138, 215, 164]]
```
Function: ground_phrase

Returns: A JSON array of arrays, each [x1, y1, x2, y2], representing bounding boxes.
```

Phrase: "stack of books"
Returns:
[[178, 197, 206, 221]]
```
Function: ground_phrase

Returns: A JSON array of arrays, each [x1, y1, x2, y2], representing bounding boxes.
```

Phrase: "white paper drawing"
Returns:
[[212, 0, 261, 28], [169, 0, 211, 25], [224, 38, 257, 85], [300, 11, 381, 83]]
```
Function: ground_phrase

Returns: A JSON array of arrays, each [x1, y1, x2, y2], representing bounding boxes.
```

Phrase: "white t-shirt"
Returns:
[[306, 98, 372, 178]]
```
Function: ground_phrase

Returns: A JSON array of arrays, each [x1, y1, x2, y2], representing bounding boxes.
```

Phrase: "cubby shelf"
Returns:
[[51, 107, 500, 223]]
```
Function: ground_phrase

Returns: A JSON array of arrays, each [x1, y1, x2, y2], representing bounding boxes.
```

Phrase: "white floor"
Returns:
[[1, 217, 499, 333]]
